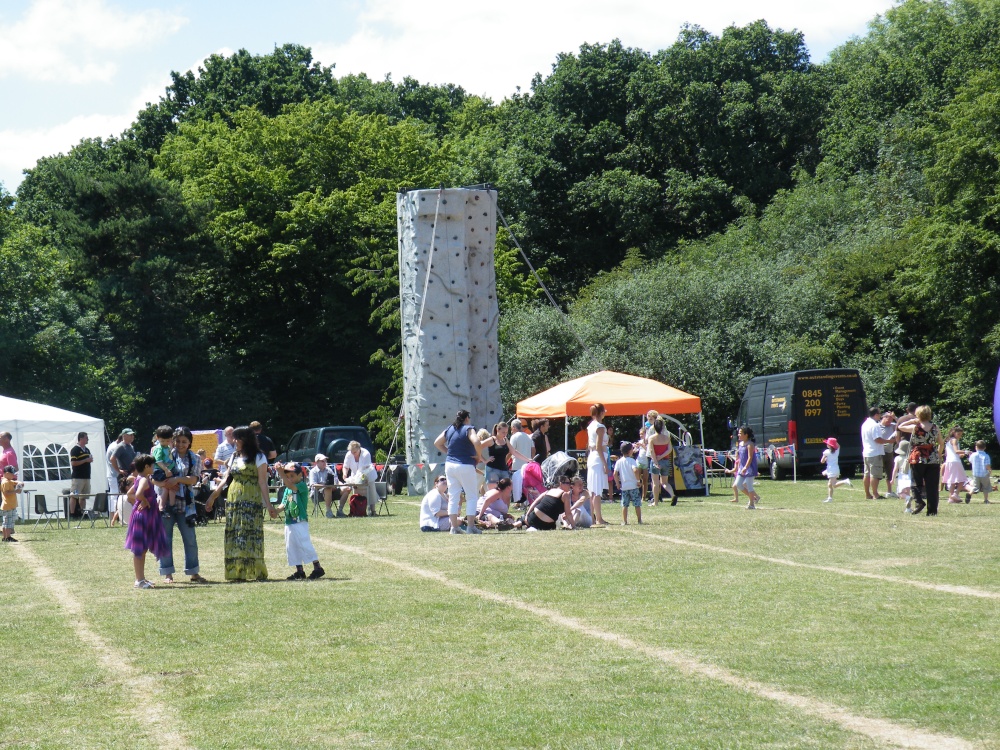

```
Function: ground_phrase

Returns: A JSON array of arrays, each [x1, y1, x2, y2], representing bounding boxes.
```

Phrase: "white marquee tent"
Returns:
[[0, 395, 106, 520]]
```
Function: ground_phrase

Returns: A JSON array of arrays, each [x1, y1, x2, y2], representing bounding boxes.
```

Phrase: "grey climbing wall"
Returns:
[[397, 187, 501, 494]]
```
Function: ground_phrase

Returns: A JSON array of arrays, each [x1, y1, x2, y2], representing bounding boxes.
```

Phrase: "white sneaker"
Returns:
[[885, 492, 898, 499], [823, 497, 833, 503]]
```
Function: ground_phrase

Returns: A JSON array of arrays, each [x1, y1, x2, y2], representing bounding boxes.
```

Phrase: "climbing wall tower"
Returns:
[[397, 187, 501, 493]]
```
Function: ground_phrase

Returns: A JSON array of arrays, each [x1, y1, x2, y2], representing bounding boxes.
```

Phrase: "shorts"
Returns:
[[1, 508, 16, 530], [620, 488, 641, 508], [734, 474, 756, 493], [484, 467, 511, 484], [285, 522, 318, 567], [862, 457, 883, 479], [525, 509, 556, 531], [972, 475, 992, 494], [70, 478, 91, 496], [650, 457, 672, 476], [822, 469, 840, 480]]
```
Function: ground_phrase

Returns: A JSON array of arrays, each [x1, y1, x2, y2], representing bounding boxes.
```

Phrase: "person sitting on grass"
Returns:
[[568, 476, 594, 528], [524, 475, 574, 531], [277, 462, 325, 580], [614, 442, 642, 525], [1, 465, 22, 543], [476, 477, 522, 530], [420, 476, 452, 532]]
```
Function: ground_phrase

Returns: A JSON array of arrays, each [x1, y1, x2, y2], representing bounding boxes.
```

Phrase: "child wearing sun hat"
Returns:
[[820, 437, 852, 503]]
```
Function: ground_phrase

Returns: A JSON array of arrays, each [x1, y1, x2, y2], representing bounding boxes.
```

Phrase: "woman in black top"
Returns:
[[525, 475, 574, 530]]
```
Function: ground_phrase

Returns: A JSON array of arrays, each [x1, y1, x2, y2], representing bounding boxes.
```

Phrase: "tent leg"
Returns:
[[564, 419, 569, 455], [699, 413, 708, 496]]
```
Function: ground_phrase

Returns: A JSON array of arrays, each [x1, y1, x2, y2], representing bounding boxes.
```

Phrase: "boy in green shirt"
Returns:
[[278, 462, 325, 580]]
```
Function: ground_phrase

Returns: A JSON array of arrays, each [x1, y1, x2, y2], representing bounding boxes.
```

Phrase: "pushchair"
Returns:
[[541, 451, 579, 487]]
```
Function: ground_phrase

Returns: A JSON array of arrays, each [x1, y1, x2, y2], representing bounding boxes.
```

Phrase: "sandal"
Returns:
[[189, 574, 208, 584]]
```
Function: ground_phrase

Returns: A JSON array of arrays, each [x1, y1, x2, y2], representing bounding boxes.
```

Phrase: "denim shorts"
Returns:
[[620, 488, 641, 508], [485, 467, 512, 484], [650, 457, 672, 476]]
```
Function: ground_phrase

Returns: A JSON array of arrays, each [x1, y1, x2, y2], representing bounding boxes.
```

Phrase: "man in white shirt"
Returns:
[[308, 454, 340, 518], [340, 441, 378, 516], [214, 427, 236, 468], [861, 407, 895, 500], [419, 475, 451, 531], [509, 418, 534, 506]]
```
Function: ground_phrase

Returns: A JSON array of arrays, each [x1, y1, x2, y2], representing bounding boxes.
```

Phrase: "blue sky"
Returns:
[[0, 0, 897, 192]]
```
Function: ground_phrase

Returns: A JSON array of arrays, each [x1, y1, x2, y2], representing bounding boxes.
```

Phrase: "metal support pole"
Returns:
[[699, 412, 708, 496]]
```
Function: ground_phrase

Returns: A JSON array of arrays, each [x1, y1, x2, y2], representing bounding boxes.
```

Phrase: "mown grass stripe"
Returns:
[[12, 543, 194, 750], [288, 529, 974, 750], [620, 527, 1000, 599]]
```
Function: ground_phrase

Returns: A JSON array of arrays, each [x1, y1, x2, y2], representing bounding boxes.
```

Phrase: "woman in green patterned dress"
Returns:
[[206, 426, 278, 580]]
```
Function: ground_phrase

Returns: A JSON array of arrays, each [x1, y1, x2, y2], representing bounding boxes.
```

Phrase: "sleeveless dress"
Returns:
[[941, 440, 968, 486], [224, 454, 269, 581], [586, 420, 609, 493], [124, 476, 169, 558]]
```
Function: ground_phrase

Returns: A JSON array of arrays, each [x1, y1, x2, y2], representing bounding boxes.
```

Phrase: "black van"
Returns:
[[733, 369, 867, 479]]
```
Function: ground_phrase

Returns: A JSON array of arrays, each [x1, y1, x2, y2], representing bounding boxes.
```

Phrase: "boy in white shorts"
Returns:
[[966, 440, 991, 504]]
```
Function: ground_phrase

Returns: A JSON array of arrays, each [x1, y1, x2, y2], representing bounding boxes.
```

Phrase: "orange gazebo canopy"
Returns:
[[516, 370, 701, 420]]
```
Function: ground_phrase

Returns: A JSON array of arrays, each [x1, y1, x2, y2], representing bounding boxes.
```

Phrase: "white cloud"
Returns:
[[311, 0, 893, 101], [0, 0, 187, 83], [0, 78, 167, 191], [0, 46, 242, 191]]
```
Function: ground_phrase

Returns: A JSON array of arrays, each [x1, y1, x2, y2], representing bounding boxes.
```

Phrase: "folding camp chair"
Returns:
[[84, 492, 110, 528], [373, 481, 390, 516], [33, 495, 65, 530]]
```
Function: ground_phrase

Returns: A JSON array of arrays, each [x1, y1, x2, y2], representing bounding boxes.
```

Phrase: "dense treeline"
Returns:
[[3, 1, 1000, 450]]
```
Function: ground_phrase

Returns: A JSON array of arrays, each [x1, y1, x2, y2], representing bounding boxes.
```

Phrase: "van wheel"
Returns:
[[770, 461, 786, 481]]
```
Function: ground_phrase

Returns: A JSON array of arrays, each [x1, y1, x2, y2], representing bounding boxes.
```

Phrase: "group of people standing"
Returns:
[[122, 424, 324, 589], [862, 404, 993, 516]]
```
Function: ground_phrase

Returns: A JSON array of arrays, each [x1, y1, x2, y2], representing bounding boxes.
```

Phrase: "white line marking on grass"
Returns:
[[12, 543, 194, 750], [620, 528, 1000, 600], [293, 531, 973, 750], [702, 501, 992, 531]]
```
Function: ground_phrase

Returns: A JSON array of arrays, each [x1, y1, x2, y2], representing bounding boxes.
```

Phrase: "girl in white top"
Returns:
[[586, 403, 609, 525], [820, 437, 852, 503], [942, 426, 968, 503], [891, 440, 913, 511]]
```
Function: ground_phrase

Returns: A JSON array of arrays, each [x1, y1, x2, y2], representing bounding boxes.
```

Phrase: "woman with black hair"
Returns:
[[207, 425, 278, 580], [524, 475, 575, 530], [433, 410, 484, 535], [734, 425, 761, 510], [157, 426, 207, 584]]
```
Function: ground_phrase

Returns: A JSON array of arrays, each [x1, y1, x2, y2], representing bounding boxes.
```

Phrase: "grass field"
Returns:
[[3, 478, 999, 749]]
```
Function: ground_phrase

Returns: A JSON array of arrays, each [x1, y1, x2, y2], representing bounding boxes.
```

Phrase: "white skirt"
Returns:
[[587, 459, 609, 494], [285, 522, 318, 566]]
